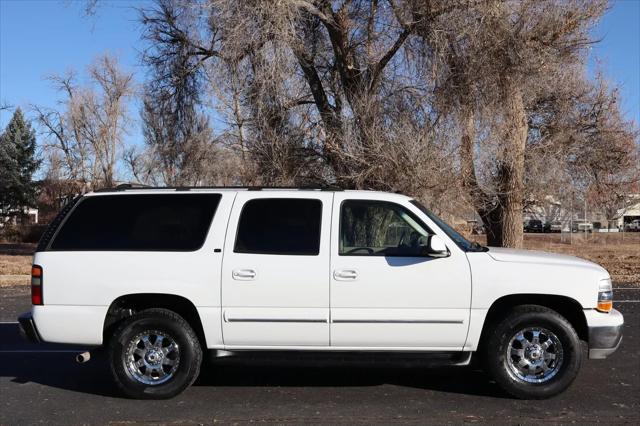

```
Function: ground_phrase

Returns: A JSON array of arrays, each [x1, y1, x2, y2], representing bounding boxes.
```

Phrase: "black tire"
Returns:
[[481, 305, 582, 399], [108, 308, 202, 399]]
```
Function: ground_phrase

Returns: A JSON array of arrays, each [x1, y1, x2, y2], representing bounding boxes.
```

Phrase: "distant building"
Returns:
[[523, 196, 573, 231], [522, 194, 640, 231], [616, 196, 640, 229], [0, 207, 38, 226]]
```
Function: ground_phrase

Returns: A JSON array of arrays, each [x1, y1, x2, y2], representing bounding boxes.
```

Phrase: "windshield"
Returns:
[[410, 200, 486, 252]]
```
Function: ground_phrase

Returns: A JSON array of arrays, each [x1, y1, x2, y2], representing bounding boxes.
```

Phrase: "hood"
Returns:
[[486, 247, 605, 272]]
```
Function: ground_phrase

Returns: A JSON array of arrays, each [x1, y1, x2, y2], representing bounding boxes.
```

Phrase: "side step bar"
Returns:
[[209, 350, 473, 368]]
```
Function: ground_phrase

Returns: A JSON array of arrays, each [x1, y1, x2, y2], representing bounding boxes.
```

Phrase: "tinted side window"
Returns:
[[50, 194, 221, 251], [234, 198, 322, 255], [340, 200, 432, 256]]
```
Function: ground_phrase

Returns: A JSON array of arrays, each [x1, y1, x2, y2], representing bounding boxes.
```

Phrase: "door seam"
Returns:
[[219, 191, 239, 346], [328, 192, 335, 346]]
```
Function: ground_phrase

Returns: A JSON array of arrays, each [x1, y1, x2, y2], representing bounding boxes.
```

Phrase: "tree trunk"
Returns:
[[498, 83, 528, 248], [481, 207, 504, 246], [459, 91, 527, 248], [459, 107, 502, 245], [460, 108, 483, 206]]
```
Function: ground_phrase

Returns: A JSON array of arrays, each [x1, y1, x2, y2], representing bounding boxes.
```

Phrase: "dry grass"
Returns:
[[0, 243, 35, 287], [0, 255, 32, 276], [524, 233, 639, 286], [473, 233, 640, 286], [0, 274, 30, 287]]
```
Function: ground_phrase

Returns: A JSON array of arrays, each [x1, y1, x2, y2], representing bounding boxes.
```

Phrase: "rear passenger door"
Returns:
[[221, 192, 333, 347]]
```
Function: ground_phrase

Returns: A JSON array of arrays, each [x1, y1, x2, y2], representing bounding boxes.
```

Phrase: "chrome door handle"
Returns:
[[232, 269, 257, 280], [334, 269, 358, 281]]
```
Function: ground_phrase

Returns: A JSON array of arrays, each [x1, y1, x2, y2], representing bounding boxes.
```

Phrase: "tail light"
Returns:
[[31, 265, 43, 305], [597, 278, 613, 313]]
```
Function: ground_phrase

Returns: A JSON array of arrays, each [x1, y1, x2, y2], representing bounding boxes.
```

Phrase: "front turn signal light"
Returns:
[[597, 279, 613, 313]]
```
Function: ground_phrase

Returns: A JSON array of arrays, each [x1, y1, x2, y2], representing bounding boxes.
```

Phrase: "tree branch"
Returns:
[[368, 24, 415, 93]]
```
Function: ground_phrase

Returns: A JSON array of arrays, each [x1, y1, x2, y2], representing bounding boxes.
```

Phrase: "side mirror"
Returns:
[[426, 235, 449, 258]]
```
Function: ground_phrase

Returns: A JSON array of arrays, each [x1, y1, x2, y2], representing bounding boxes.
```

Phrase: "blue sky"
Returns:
[[1, 0, 639, 138], [589, 0, 640, 125], [0, 0, 152, 139]]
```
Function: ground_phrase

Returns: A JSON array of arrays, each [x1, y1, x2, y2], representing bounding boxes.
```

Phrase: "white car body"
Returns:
[[23, 188, 623, 361]]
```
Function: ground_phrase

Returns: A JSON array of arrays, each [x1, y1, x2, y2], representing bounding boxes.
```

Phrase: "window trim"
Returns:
[[47, 193, 222, 252], [233, 197, 324, 256], [43, 196, 84, 252], [409, 199, 483, 252], [338, 199, 434, 257]]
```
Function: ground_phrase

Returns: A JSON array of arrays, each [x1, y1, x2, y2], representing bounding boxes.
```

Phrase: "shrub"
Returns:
[[0, 224, 47, 243]]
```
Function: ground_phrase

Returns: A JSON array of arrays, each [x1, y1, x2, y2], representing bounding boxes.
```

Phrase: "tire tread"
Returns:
[[108, 308, 202, 399], [481, 304, 582, 399]]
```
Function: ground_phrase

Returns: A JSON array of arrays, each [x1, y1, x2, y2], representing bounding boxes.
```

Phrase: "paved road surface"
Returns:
[[1, 285, 638, 424]]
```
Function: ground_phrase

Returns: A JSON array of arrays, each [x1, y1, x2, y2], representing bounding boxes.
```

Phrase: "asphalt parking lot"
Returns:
[[1, 285, 638, 424]]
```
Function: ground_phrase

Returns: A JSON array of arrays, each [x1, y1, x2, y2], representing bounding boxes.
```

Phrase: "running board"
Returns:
[[209, 350, 473, 368]]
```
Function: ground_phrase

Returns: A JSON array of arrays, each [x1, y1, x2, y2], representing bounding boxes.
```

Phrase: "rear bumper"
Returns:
[[18, 312, 41, 343], [28, 305, 107, 345], [585, 309, 624, 359]]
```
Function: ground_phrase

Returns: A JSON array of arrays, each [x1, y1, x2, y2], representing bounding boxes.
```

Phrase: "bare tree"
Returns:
[[34, 54, 133, 189], [138, 0, 459, 194], [134, 0, 637, 247], [577, 77, 640, 227], [138, 0, 233, 186], [33, 72, 92, 184], [515, 69, 638, 224], [419, 0, 608, 247], [84, 55, 134, 187]]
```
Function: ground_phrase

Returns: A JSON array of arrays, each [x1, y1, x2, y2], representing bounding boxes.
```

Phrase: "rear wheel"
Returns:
[[482, 305, 582, 399], [108, 308, 202, 399]]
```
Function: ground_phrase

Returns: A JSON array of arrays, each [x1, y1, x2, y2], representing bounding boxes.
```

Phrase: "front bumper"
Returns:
[[585, 308, 624, 359], [18, 312, 42, 343]]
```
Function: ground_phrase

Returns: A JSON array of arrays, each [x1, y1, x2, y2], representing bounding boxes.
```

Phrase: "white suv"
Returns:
[[18, 187, 623, 399]]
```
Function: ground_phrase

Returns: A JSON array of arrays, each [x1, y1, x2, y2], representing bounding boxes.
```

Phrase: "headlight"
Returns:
[[597, 278, 613, 313]]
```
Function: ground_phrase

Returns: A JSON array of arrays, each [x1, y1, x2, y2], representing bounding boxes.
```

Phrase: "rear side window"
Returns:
[[234, 198, 322, 255], [49, 194, 221, 251], [36, 195, 81, 252]]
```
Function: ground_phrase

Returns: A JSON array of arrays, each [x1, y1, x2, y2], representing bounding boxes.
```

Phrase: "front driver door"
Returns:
[[330, 194, 471, 349]]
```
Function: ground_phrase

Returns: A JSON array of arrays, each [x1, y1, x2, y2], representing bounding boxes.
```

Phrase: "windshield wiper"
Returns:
[[469, 241, 488, 252]]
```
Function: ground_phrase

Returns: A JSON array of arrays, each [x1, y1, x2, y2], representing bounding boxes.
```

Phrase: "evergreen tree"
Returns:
[[0, 108, 40, 220]]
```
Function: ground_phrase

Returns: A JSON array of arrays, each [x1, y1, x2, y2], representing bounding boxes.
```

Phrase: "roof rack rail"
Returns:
[[94, 183, 151, 192], [92, 185, 345, 192]]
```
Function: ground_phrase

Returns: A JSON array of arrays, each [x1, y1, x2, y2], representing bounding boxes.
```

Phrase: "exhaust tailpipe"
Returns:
[[76, 351, 91, 364]]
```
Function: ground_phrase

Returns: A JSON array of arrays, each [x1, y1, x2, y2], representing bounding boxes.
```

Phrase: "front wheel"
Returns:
[[481, 305, 582, 399], [108, 308, 202, 399]]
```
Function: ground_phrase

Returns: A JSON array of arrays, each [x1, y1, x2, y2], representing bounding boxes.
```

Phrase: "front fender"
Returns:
[[466, 251, 602, 310]]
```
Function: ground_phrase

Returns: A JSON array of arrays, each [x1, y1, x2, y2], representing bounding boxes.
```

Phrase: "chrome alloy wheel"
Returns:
[[506, 327, 564, 383], [125, 330, 180, 385]]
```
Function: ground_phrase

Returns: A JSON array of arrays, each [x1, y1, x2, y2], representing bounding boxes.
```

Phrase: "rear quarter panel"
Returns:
[[31, 192, 235, 346]]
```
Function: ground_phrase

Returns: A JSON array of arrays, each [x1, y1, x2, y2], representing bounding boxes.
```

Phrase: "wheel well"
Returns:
[[479, 294, 589, 345], [103, 293, 207, 348]]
